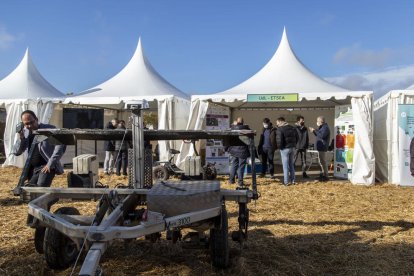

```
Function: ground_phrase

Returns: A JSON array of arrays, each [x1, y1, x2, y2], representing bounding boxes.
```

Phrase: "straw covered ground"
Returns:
[[1, 167, 414, 275]]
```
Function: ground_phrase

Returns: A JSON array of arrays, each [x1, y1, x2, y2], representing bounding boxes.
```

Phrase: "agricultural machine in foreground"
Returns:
[[15, 102, 259, 275]]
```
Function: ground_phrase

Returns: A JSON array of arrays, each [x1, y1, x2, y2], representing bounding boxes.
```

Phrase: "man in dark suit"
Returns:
[[13, 110, 66, 187]]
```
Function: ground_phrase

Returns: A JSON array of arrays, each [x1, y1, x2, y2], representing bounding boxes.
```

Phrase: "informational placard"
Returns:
[[205, 104, 230, 174], [247, 93, 299, 102], [398, 104, 414, 186], [334, 105, 354, 179]]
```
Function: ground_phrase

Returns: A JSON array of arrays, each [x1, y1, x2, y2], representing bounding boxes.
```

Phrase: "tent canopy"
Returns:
[[0, 48, 64, 168], [195, 28, 370, 108], [64, 38, 190, 163], [65, 38, 189, 106], [0, 48, 64, 101], [183, 28, 374, 185]]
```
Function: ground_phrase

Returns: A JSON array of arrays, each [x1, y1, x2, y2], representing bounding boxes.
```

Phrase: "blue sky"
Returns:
[[1, 1, 414, 98]]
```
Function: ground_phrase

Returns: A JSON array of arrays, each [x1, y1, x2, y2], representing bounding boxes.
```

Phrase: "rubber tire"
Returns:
[[34, 227, 45, 254], [44, 207, 80, 270], [210, 207, 229, 268], [152, 165, 169, 181]]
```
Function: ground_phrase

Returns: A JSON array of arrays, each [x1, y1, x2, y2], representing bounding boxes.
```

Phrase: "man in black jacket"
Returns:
[[294, 115, 309, 178], [226, 117, 250, 186], [258, 118, 277, 179], [276, 117, 299, 186]]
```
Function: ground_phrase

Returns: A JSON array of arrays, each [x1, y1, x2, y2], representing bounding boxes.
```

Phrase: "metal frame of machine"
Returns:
[[16, 102, 258, 275]]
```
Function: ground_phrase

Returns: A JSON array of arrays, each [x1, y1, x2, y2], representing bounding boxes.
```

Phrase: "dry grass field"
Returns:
[[1, 167, 414, 275]]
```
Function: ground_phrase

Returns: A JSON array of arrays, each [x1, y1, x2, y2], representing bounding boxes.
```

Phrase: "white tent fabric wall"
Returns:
[[176, 98, 209, 167], [373, 90, 414, 184], [2, 99, 55, 168], [161, 97, 191, 162], [350, 95, 375, 184]]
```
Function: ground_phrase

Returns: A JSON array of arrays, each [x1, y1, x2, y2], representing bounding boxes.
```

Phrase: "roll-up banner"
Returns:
[[334, 105, 354, 179], [398, 104, 414, 186]]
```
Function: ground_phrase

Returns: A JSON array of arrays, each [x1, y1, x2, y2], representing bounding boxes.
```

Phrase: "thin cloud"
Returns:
[[333, 44, 397, 68], [326, 65, 414, 99], [0, 25, 16, 50]]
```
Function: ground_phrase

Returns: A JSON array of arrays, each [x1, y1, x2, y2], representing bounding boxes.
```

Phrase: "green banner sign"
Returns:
[[247, 93, 299, 102]]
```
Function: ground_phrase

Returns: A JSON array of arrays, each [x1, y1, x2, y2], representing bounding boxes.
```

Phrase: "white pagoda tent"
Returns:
[[65, 38, 190, 162], [0, 48, 65, 167], [179, 28, 374, 185], [373, 85, 414, 185]]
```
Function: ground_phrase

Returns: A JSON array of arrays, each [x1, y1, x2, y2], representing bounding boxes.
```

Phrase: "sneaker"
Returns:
[[104, 171, 109, 175], [291, 182, 297, 185], [302, 172, 309, 178]]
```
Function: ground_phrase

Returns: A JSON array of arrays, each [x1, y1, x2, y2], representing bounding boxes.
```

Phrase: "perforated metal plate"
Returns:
[[147, 181, 220, 217]]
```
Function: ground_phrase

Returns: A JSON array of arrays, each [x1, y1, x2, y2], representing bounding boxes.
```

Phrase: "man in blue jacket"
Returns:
[[309, 116, 330, 182], [13, 110, 66, 187]]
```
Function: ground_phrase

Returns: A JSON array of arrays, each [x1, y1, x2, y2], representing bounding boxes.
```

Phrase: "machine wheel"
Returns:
[[44, 207, 80, 270], [210, 206, 229, 268], [34, 227, 46, 254], [152, 165, 169, 181]]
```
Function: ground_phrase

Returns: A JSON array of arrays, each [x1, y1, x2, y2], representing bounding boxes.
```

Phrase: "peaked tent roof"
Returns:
[[193, 28, 372, 108], [406, 83, 414, 90], [217, 28, 349, 96], [0, 49, 64, 100], [69, 38, 188, 105]]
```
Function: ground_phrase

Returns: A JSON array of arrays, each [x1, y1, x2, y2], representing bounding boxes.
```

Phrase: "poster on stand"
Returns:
[[334, 105, 354, 179], [398, 104, 414, 186], [205, 104, 230, 174]]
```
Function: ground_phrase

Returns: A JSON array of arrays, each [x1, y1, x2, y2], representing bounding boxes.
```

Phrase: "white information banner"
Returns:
[[334, 105, 354, 179], [398, 104, 414, 186]]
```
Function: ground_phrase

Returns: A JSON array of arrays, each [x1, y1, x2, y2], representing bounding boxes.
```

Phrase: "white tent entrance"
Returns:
[[178, 28, 374, 185]]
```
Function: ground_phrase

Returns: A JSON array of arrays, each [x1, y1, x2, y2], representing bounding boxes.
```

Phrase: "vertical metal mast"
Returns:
[[128, 101, 148, 189]]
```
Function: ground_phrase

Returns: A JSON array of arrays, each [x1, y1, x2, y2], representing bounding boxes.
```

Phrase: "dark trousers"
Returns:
[[229, 155, 247, 185], [116, 149, 128, 175], [294, 149, 307, 173], [261, 147, 274, 176], [28, 165, 56, 187]]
